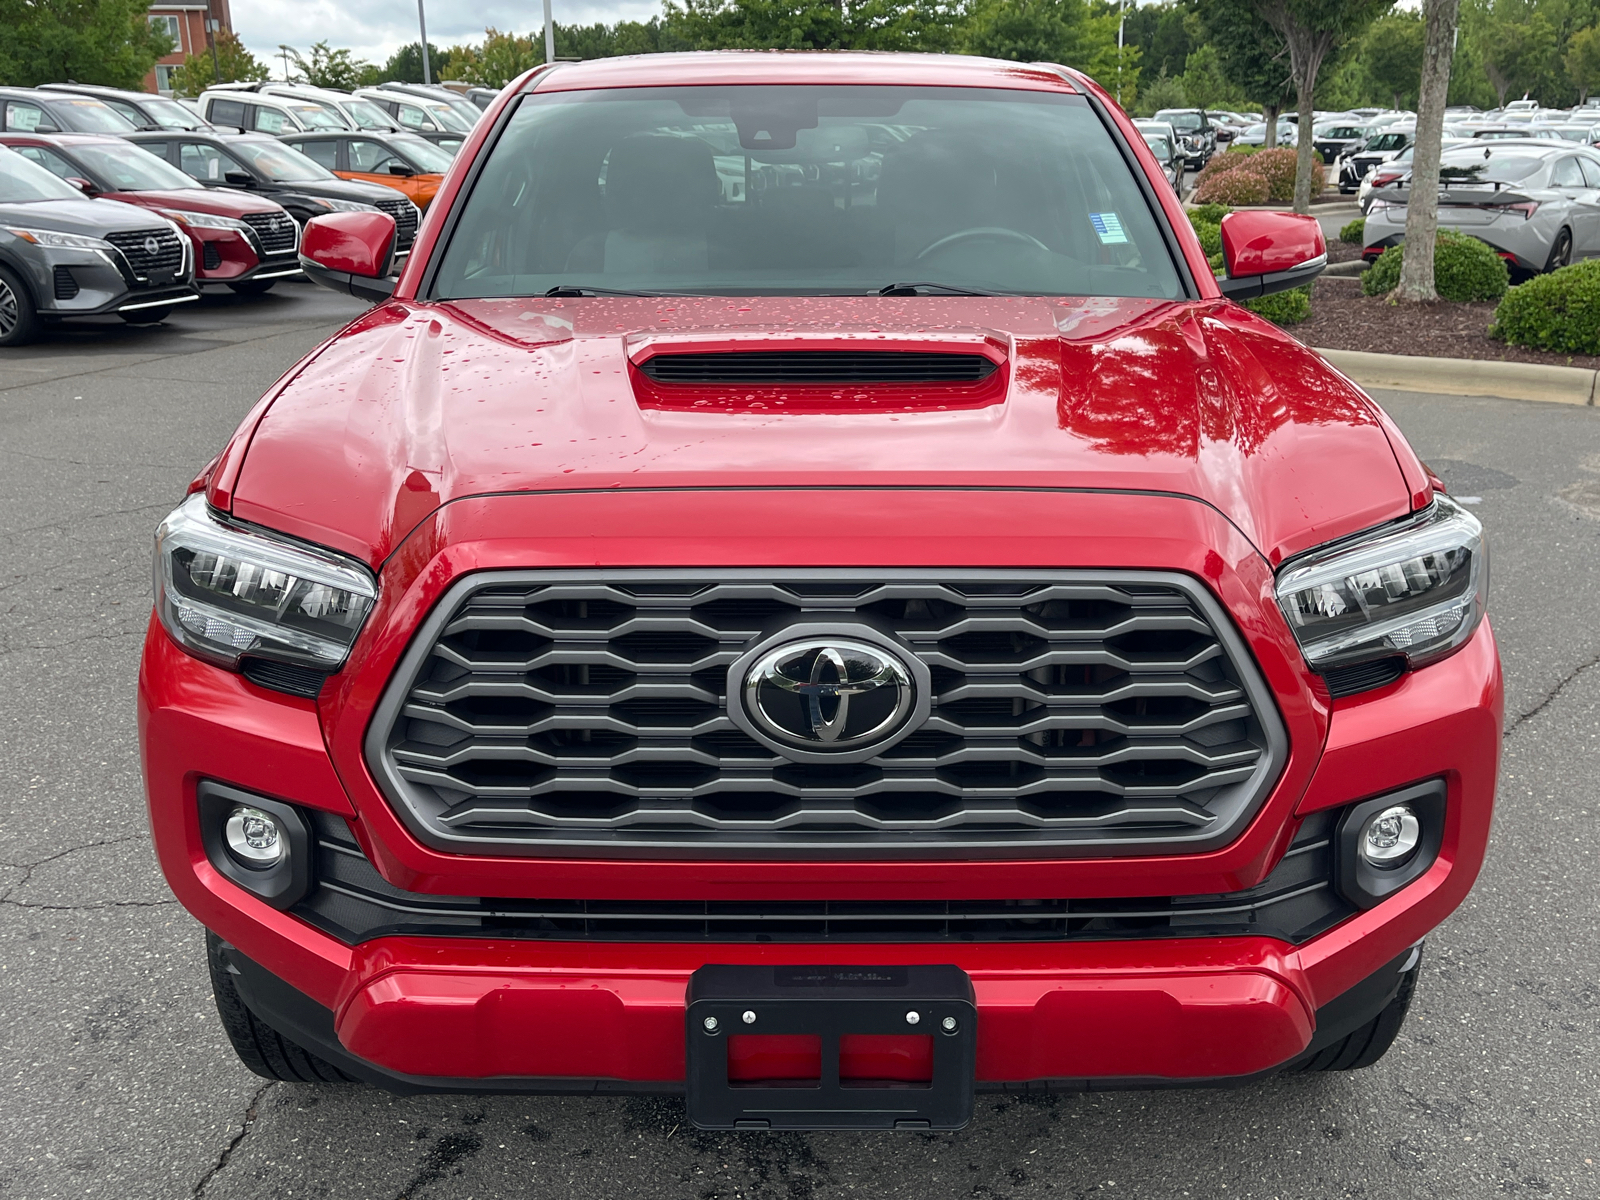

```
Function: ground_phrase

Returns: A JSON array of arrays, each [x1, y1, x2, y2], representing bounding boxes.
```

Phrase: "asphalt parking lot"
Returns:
[[2, 280, 1597, 1200]]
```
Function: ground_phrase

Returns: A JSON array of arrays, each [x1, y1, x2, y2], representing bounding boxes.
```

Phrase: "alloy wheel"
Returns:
[[0, 276, 16, 338]]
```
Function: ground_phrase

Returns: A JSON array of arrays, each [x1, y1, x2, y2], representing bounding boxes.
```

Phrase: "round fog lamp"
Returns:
[[224, 805, 284, 867], [1360, 804, 1421, 866]]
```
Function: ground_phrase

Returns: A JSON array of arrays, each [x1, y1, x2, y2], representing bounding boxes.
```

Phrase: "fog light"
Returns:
[[1360, 804, 1420, 865], [224, 805, 284, 867]]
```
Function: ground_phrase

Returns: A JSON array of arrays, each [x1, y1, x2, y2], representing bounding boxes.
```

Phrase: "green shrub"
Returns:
[[1194, 168, 1270, 206], [1339, 217, 1365, 245], [1362, 230, 1509, 301], [1188, 203, 1232, 226], [1489, 259, 1600, 354], [1208, 250, 1225, 272], [1225, 143, 1257, 156], [1190, 219, 1222, 258], [1243, 285, 1313, 325]]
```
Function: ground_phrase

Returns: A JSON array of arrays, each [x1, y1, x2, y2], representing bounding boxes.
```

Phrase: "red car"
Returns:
[[140, 54, 1499, 1129], [0, 132, 301, 294]]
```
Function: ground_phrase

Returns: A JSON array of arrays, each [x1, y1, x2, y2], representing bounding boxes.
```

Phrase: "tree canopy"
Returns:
[[0, 0, 174, 89]]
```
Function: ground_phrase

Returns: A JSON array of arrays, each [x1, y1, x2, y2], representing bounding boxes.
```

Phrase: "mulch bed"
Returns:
[[1290, 281, 1600, 371], [1326, 238, 1364, 265]]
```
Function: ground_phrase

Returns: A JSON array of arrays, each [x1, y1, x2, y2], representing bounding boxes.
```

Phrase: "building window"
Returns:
[[154, 64, 176, 94], [150, 14, 183, 51]]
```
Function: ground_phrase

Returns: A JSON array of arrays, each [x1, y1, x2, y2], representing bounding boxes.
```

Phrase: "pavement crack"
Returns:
[[1504, 649, 1600, 737], [0, 835, 150, 905], [194, 1081, 274, 1199], [0, 897, 179, 911]]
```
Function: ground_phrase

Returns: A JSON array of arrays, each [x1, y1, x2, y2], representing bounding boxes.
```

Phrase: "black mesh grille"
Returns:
[[104, 228, 184, 282], [294, 808, 1350, 945], [52, 265, 78, 300], [241, 657, 330, 699], [241, 211, 297, 255], [638, 352, 998, 385], [202, 242, 221, 270], [1322, 656, 1406, 698], [373, 196, 416, 248], [370, 573, 1283, 857]]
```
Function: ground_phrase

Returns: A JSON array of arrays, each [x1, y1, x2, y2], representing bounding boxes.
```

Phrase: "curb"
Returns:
[[1315, 348, 1599, 406]]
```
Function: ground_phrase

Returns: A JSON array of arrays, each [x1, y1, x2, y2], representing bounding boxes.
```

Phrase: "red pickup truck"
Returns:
[[139, 52, 1499, 1131]]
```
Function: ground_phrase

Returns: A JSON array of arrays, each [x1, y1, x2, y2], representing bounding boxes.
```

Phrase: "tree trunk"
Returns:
[[1265, 105, 1278, 150], [1396, 0, 1461, 302], [1291, 56, 1324, 213]]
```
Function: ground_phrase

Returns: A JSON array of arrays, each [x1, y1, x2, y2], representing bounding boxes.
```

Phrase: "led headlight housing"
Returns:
[[161, 209, 254, 233], [1276, 494, 1486, 673], [4, 226, 114, 252], [313, 197, 382, 214], [154, 493, 376, 673]]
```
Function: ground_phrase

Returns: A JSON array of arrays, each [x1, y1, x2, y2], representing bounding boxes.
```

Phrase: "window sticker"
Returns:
[[1090, 212, 1128, 244]]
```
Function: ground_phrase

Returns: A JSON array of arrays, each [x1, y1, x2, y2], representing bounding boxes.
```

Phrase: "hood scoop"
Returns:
[[627, 331, 1010, 414]]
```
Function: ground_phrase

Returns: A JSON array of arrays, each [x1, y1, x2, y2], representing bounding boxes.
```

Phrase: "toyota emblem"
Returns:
[[729, 634, 928, 762], [143, 236, 160, 256]]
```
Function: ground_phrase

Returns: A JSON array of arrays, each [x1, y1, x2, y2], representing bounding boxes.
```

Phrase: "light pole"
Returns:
[[204, 0, 221, 84], [544, 0, 555, 65], [278, 44, 293, 83], [1116, 0, 1130, 106], [417, 0, 432, 84]]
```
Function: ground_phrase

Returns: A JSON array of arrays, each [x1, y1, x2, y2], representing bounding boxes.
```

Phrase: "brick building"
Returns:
[[143, 0, 234, 94]]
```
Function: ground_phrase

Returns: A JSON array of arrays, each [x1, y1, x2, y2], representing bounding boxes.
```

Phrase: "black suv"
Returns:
[[1151, 109, 1217, 170], [123, 131, 419, 250], [38, 84, 213, 132]]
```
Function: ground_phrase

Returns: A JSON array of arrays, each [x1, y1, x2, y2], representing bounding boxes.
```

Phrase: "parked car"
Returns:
[[0, 87, 137, 134], [1234, 120, 1298, 148], [0, 133, 300, 294], [353, 85, 477, 137], [1339, 129, 1413, 192], [1313, 122, 1370, 173], [0, 144, 195, 345], [1132, 122, 1184, 192], [464, 87, 499, 111], [1364, 141, 1600, 273], [197, 87, 352, 135], [37, 83, 214, 132], [203, 83, 403, 134], [1150, 108, 1215, 168], [124, 131, 419, 253], [375, 81, 483, 129], [145, 52, 1499, 1128], [277, 130, 454, 209]]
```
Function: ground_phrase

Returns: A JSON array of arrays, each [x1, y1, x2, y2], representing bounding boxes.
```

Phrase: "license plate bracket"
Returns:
[[685, 963, 976, 1131]]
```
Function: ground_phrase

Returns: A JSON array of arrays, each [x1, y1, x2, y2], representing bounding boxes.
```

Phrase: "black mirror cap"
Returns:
[[197, 781, 313, 910], [1334, 779, 1448, 910], [1218, 254, 1327, 301], [223, 169, 255, 186], [387, 163, 415, 176], [299, 256, 397, 303]]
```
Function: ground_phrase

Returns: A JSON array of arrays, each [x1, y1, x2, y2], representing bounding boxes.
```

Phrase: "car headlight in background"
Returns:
[[154, 493, 376, 673], [3, 226, 114, 251], [1276, 494, 1486, 671], [312, 197, 381, 213], [160, 209, 254, 234]]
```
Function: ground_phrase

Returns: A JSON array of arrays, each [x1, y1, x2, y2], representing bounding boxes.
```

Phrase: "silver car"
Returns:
[[1362, 141, 1600, 274]]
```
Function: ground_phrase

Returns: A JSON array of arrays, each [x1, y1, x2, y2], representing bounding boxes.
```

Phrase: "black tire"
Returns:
[[1293, 950, 1421, 1072], [120, 305, 173, 325], [227, 280, 276, 296], [0, 263, 40, 347], [1545, 227, 1574, 273], [206, 932, 354, 1083]]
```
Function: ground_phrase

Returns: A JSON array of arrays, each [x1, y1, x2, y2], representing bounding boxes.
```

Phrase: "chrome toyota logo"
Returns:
[[731, 635, 927, 761], [143, 236, 160, 256]]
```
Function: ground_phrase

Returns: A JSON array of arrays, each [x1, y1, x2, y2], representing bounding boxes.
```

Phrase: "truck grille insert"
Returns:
[[373, 196, 417, 248], [241, 211, 297, 255], [636, 351, 998, 385], [370, 572, 1284, 858], [104, 228, 184, 282]]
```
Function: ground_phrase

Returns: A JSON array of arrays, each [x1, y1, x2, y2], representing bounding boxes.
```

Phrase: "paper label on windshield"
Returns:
[[1090, 212, 1128, 244]]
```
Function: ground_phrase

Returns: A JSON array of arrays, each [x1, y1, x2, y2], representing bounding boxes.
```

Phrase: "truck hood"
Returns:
[[225, 296, 1421, 569]]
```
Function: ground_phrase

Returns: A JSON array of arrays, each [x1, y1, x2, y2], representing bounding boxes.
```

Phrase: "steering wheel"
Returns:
[[915, 226, 1052, 261]]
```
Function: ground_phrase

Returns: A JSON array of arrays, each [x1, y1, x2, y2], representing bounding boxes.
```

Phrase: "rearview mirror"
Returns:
[[1217, 210, 1326, 299], [298, 211, 397, 303], [387, 163, 415, 176], [33, 123, 59, 134], [223, 170, 254, 187]]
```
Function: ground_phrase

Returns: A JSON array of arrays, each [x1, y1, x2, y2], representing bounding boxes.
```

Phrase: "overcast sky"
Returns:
[[236, 0, 664, 73]]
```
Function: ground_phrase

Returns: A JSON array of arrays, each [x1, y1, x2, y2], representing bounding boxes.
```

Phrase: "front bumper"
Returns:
[[15, 243, 198, 317], [188, 227, 302, 286]]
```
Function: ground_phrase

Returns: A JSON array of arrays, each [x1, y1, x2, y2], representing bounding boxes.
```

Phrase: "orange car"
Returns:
[[277, 130, 455, 209]]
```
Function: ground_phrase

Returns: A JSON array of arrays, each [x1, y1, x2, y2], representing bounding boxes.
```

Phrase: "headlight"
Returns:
[[4, 226, 112, 251], [153, 494, 376, 672], [161, 209, 252, 233], [314, 197, 381, 213], [1275, 494, 1487, 671]]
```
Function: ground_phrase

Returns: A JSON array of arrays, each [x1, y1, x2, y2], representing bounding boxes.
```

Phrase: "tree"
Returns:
[[1397, 0, 1462, 301], [1472, 0, 1558, 105], [1251, 0, 1394, 213], [1137, 68, 1188, 113], [1566, 24, 1600, 101], [1364, 11, 1426, 107], [168, 30, 268, 95], [661, 0, 963, 51], [444, 28, 541, 87], [961, 0, 1134, 95], [1204, 0, 1295, 146], [1179, 42, 1249, 108], [0, 0, 174, 89], [288, 41, 371, 90], [384, 42, 450, 83]]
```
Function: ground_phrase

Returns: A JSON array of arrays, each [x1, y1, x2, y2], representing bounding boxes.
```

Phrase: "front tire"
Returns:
[[120, 305, 173, 325], [1293, 949, 1421, 1072], [206, 932, 354, 1083], [1545, 227, 1574, 273], [228, 280, 276, 296], [0, 264, 40, 347]]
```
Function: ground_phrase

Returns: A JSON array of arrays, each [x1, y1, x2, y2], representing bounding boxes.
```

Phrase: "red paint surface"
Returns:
[[300, 211, 396, 277], [1220, 210, 1327, 279]]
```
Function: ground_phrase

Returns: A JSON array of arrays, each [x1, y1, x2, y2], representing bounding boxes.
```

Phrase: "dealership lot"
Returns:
[[1, 282, 1596, 1199]]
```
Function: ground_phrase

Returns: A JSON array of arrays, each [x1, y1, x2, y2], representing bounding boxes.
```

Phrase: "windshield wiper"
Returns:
[[543, 285, 693, 298], [878, 282, 994, 297]]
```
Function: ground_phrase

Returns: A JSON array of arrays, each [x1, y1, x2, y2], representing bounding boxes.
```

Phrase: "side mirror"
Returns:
[[223, 169, 254, 187], [33, 123, 60, 134], [298, 211, 397, 303], [65, 177, 97, 195], [1217, 210, 1326, 300], [387, 163, 415, 176]]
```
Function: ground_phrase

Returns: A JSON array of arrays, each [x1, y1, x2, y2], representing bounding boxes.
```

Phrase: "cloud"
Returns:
[[237, 0, 665, 70]]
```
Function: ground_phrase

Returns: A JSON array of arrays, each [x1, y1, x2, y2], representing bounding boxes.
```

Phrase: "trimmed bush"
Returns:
[[1225, 143, 1258, 156], [1362, 230, 1509, 302], [1188, 203, 1232, 226], [1194, 153, 1256, 188], [1194, 168, 1270, 206], [1243, 286, 1312, 325], [1490, 259, 1600, 354], [1190, 220, 1222, 258], [1247, 148, 1323, 203], [1339, 217, 1365, 245]]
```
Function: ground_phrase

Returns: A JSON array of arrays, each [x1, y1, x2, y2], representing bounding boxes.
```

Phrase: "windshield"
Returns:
[[425, 102, 474, 133], [229, 139, 335, 181], [73, 141, 201, 190], [1141, 133, 1173, 161], [289, 102, 348, 130], [0, 146, 85, 202], [144, 96, 206, 129], [56, 97, 138, 133], [1156, 111, 1203, 132], [1439, 150, 1547, 184], [392, 133, 455, 172], [434, 85, 1181, 301], [344, 98, 395, 130]]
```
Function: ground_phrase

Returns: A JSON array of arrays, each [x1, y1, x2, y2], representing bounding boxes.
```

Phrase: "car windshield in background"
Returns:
[[1439, 151, 1547, 184], [345, 99, 396, 129], [229, 139, 335, 181], [289, 103, 347, 130], [0, 146, 88, 202], [54, 98, 137, 132], [74, 142, 202, 191], [434, 85, 1182, 301], [1142, 133, 1173, 161], [1157, 111, 1203, 131], [426, 103, 474, 133], [144, 97, 207, 129], [393, 133, 455, 172]]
